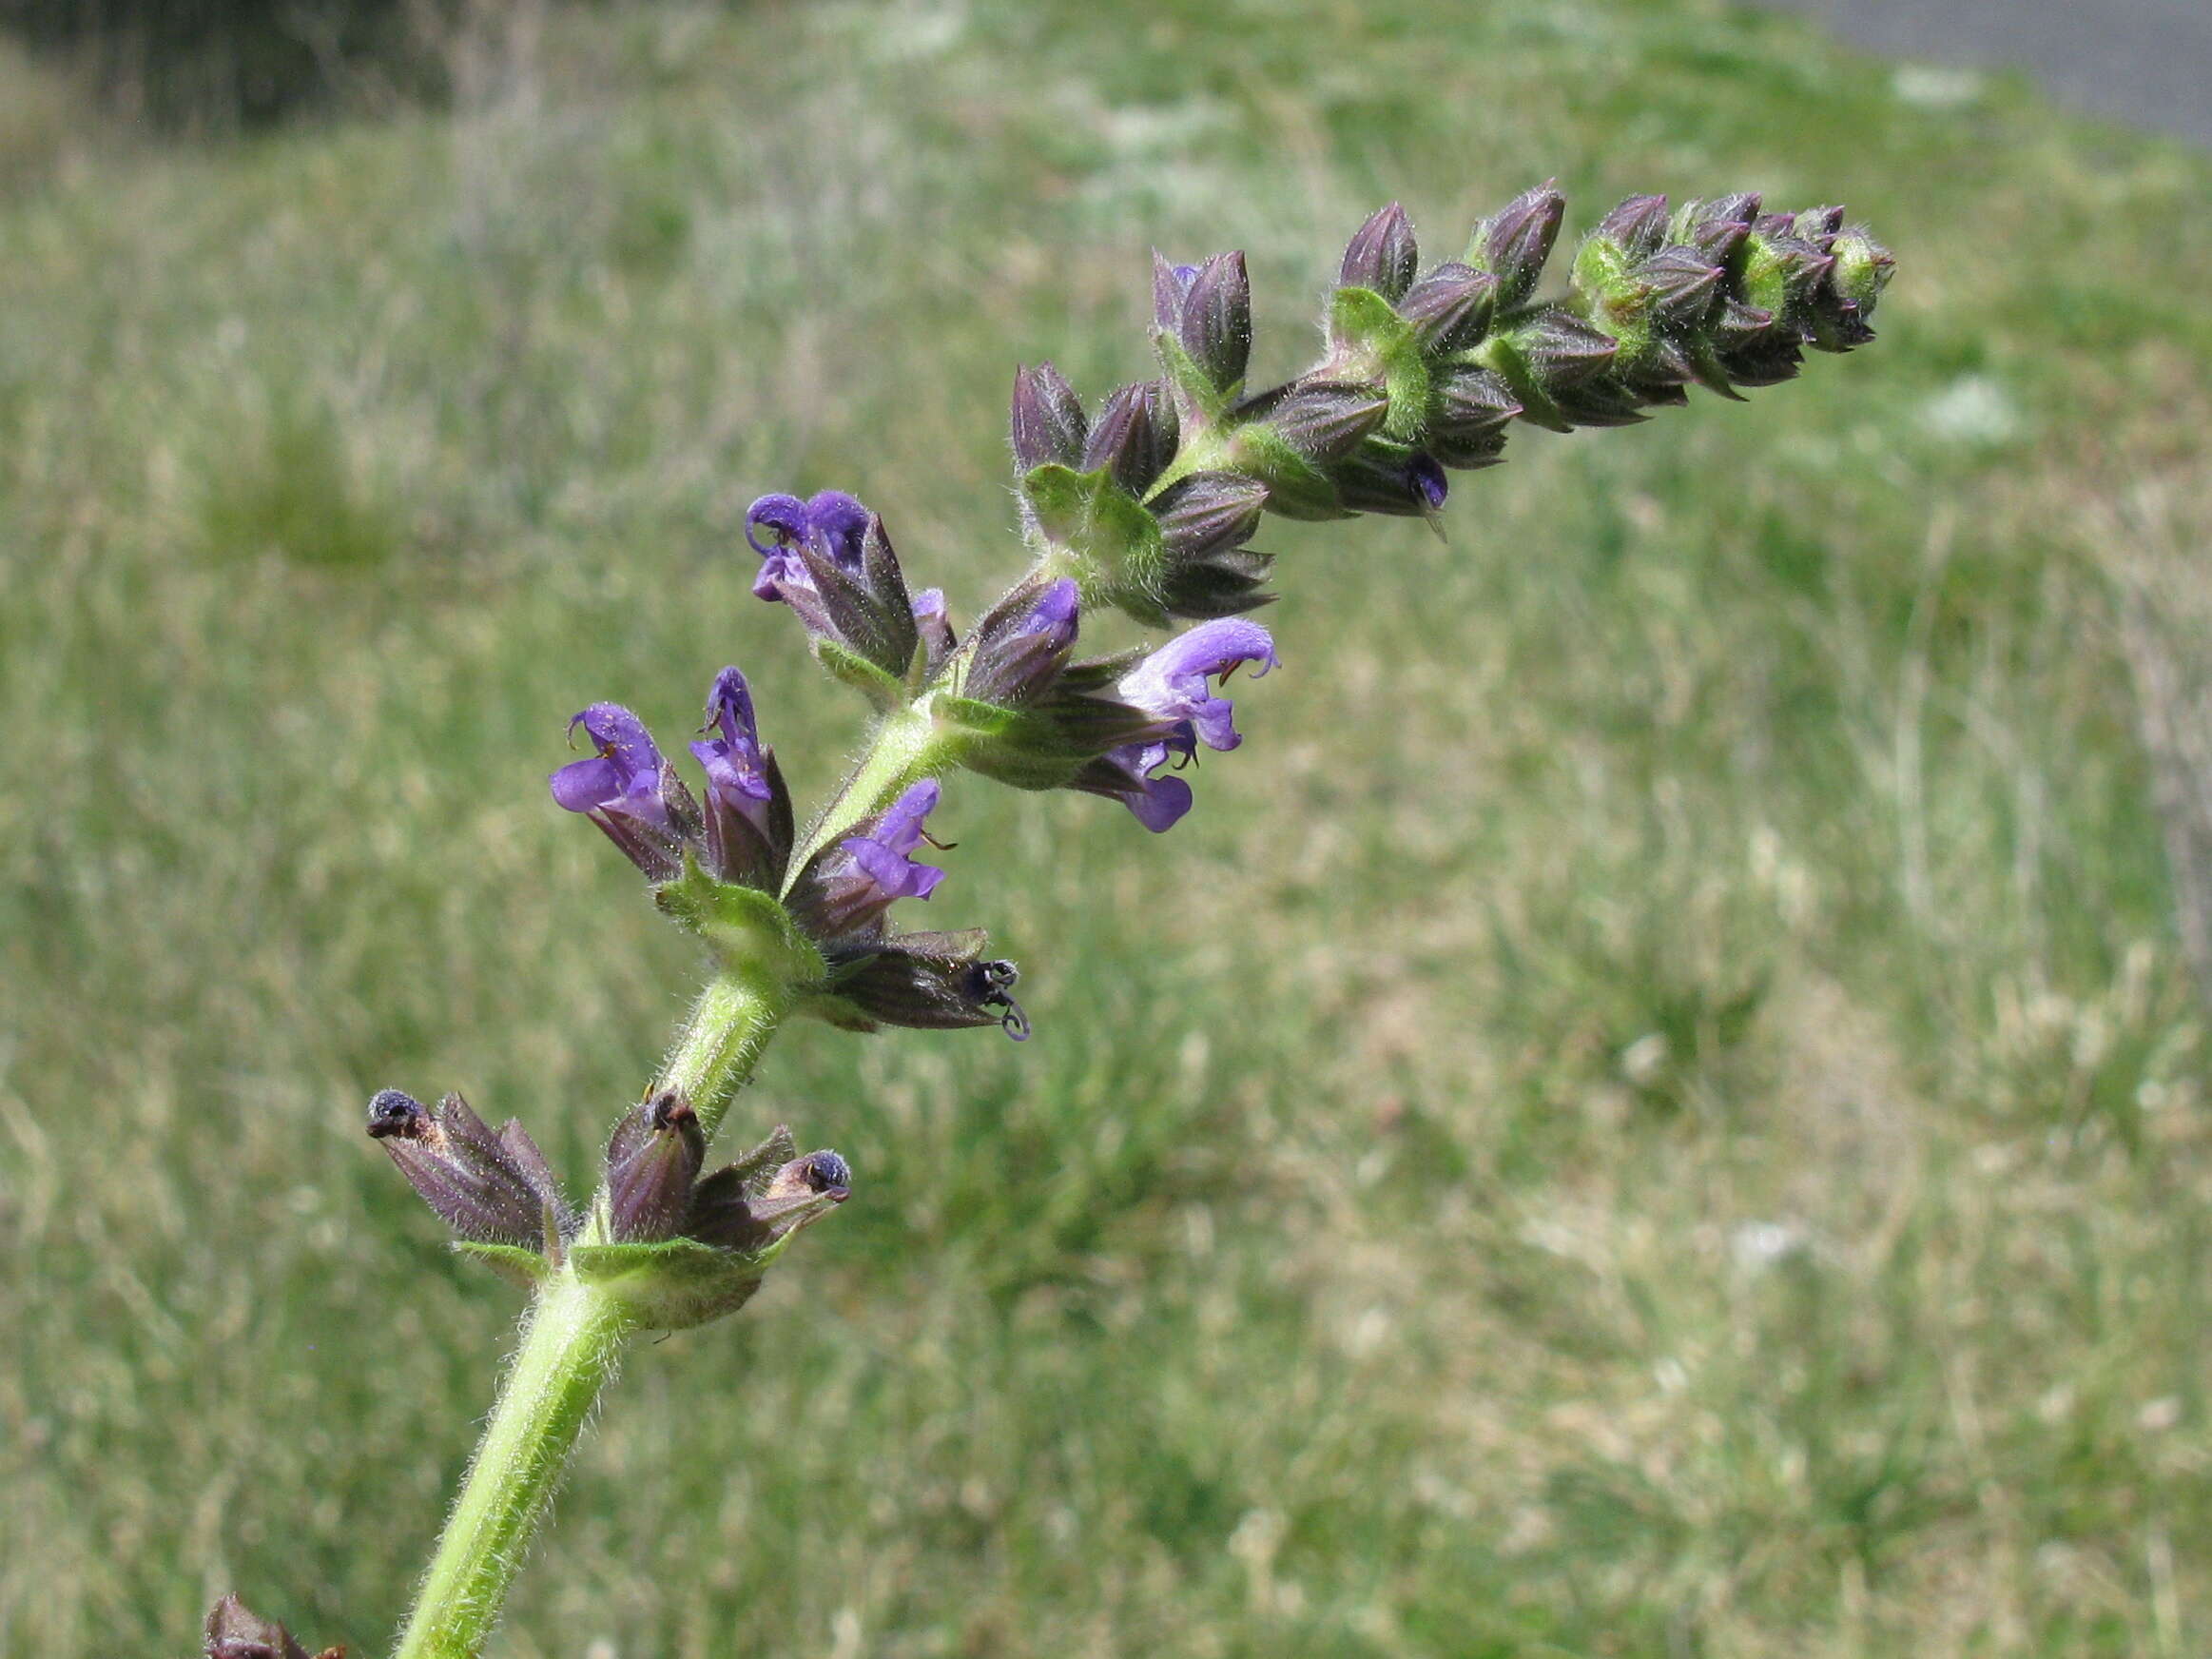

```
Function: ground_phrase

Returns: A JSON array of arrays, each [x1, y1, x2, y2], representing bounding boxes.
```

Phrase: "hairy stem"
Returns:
[[655, 969, 791, 1143], [782, 702, 947, 887], [390, 1276, 632, 1659], [392, 979, 789, 1656]]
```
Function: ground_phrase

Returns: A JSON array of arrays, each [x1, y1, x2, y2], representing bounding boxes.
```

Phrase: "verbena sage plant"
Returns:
[[205, 184, 1892, 1659]]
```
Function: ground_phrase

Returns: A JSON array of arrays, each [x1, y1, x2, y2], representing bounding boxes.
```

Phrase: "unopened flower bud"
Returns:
[[1631, 247, 1725, 328], [1504, 308, 1619, 388], [912, 587, 957, 678], [1398, 262, 1499, 353], [1830, 227, 1896, 313], [963, 576, 1081, 708], [1329, 443, 1448, 517], [605, 1091, 706, 1242], [1010, 361, 1088, 470], [1794, 204, 1846, 245], [1338, 202, 1420, 302], [1155, 250, 1252, 391], [367, 1089, 564, 1249], [1252, 381, 1391, 461], [1594, 193, 1671, 258], [1082, 381, 1177, 495], [1430, 364, 1521, 445], [1466, 183, 1564, 307], [1550, 381, 1649, 427], [1154, 470, 1270, 564]]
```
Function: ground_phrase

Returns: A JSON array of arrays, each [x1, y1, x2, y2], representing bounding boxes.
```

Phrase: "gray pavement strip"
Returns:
[[1756, 0, 2212, 147]]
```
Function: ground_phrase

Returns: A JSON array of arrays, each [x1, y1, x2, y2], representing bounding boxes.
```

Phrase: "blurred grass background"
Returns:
[[5, 0, 2212, 1653]]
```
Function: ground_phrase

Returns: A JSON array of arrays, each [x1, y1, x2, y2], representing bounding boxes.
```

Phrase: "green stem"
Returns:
[[390, 1276, 632, 1659], [782, 703, 947, 888], [655, 970, 791, 1142], [391, 981, 790, 1657]]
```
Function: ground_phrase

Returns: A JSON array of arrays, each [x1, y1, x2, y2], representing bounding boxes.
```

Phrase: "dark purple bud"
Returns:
[[1398, 262, 1499, 353], [1430, 364, 1521, 443], [1011, 361, 1088, 470], [205, 1594, 338, 1659], [1550, 381, 1650, 427], [1712, 297, 1781, 350], [1594, 193, 1670, 258], [1176, 251, 1252, 391], [605, 1091, 706, 1243], [1683, 216, 1750, 266], [1339, 202, 1420, 302], [1329, 443, 1448, 517], [1632, 247, 1725, 328], [826, 934, 1029, 1038], [550, 703, 695, 881], [1256, 381, 1390, 461], [1510, 308, 1620, 387], [367, 1089, 562, 1249], [1082, 381, 1178, 494], [688, 666, 792, 890], [1717, 332, 1805, 388], [1700, 191, 1762, 226], [1467, 184, 1564, 307], [1153, 470, 1270, 564], [964, 576, 1081, 707]]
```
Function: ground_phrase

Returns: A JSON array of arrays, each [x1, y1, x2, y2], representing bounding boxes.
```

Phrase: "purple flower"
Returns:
[[1075, 618, 1279, 832], [1410, 452, 1448, 512], [792, 779, 951, 941], [688, 667, 791, 888], [963, 576, 1081, 707], [744, 490, 871, 605], [1116, 617, 1279, 753], [841, 780, 946, 905], [551, 702, 695, 879], [743, 488, 920, 677]]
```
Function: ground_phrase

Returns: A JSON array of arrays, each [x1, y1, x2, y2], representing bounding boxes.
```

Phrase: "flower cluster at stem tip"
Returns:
[[347, 180, 1890, 1305]]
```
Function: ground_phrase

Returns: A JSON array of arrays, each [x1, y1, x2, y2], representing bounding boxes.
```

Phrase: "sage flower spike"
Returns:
[[550, 702, 700, 881]]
